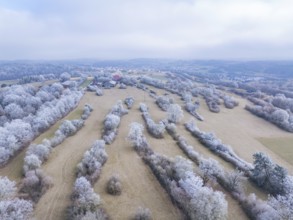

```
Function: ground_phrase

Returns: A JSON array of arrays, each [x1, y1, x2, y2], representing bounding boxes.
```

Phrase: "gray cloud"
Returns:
[[0, 0, 293, 60]]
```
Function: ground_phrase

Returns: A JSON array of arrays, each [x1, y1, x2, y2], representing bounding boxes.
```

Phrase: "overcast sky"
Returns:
[[0, 0, 293, 60]]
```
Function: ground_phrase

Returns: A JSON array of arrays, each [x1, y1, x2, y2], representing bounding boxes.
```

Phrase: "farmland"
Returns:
[[0, 64, 293, 220]]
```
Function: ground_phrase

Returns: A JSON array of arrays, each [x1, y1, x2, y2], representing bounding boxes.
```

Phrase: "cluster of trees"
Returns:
[[167, 104, 184, 124], [180, 91, 204, 121], [128, 123, 228, 220], [23, 139, 52, 174], [69, 139, 109, 219], [166, 123, 201, 165], [19, 169, 52, 203], [0, 83, 83, 166], [185, 101, 204, 121], [245, 103, 293, 132], [0, 176, 33, 220], [120, 76, 137, 86], [140, 104, 166, 138], [140, 76, 165, 89], [124, 97, 134, 109], [251, 152, 292, 196], [76, 140, 108, 183], [185, 121, 253, 172], [165, 122, 290, 220], [222, 95, 239, 109], [59, 72, 71, 82], [155, 96, 174, 111], [271, 94, 293, 112], [103, 101, 128, 144], [68, 177, 107, 220], [50, 119, 85, 147], [200, 87, 221, 113], [21, 118, 88, 205], [18, 74, 56, 84]]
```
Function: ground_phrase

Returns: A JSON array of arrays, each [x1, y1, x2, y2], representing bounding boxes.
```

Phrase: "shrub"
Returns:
[[96, 88, 103, 96], [106, 175, 122, 195], [124, 97, 134, 109], [167, 104, 183, 124], [156, 96, 173, 111], [139, 103, 148, 112], [68, 177, 106, 220], [133, 207, 152, 220], [76, 140, 108, 183], [19, 169, 53, 203]]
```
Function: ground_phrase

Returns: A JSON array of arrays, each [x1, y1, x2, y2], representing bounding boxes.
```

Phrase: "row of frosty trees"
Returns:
[[0, 81, 83, 166], [0, 80, 85, 219]]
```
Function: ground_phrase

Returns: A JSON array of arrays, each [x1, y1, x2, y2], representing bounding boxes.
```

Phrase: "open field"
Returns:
[[258, 137, 293, 165], [1, 82, 292, 219]]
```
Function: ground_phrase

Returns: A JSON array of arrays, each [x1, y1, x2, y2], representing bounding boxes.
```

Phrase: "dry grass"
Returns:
[[33, 88, 183, 220], [258, 137, 293, 166], [1, 83, 292, 220]]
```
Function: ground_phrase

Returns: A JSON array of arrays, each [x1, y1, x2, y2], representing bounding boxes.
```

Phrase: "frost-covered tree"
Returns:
[[0, 176, 33, 219], [70, 177, 101, 216], [199, 158, 223, 185], [19, 169, 52, 202], [0, 176, 16, 200], [81, 104, 93, 120], [0, 198, 33, 220], [124, 97, 134, 109], [23, 154, 42, 173], [251, 152, 289, 195], [104, 114, 120, 131], [128, 123, 145, 147], [167, 104, 183, 124], [139, 103, 148, 112], [156, 96, 173, 111], [271, 109, 290, 123], [76, 140, 108, 182], [4, 103, 25, 120], [60, 72, 71, 82], [110, 100, 128, 117]]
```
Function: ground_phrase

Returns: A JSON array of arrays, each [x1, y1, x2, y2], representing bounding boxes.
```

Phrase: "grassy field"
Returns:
[[258, 137, 293, 166], [1, 83, 292, 220]]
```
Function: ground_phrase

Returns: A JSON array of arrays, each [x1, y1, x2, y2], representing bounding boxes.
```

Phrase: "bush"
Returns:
[[124, 97, 134, 109], [68, 177, 107, 220], [139, 103, 148, 112], [133, 207, 152, 220], [19, 169, 53, 203], [167, 104, 183, 124], [142, 112, 165, 138], [81, 104, 93, 120], [76, 140, 108, 183], [106, 175, 122, 195], [156, 96, 173, 111], [96, 88, 104, 96]]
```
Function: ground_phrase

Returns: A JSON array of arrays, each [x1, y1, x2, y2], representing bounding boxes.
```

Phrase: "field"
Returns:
[[1, 82, 292, 219]]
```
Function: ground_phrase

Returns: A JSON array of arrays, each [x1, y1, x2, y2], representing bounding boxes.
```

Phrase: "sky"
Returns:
[[0, 0, 293, 60]]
